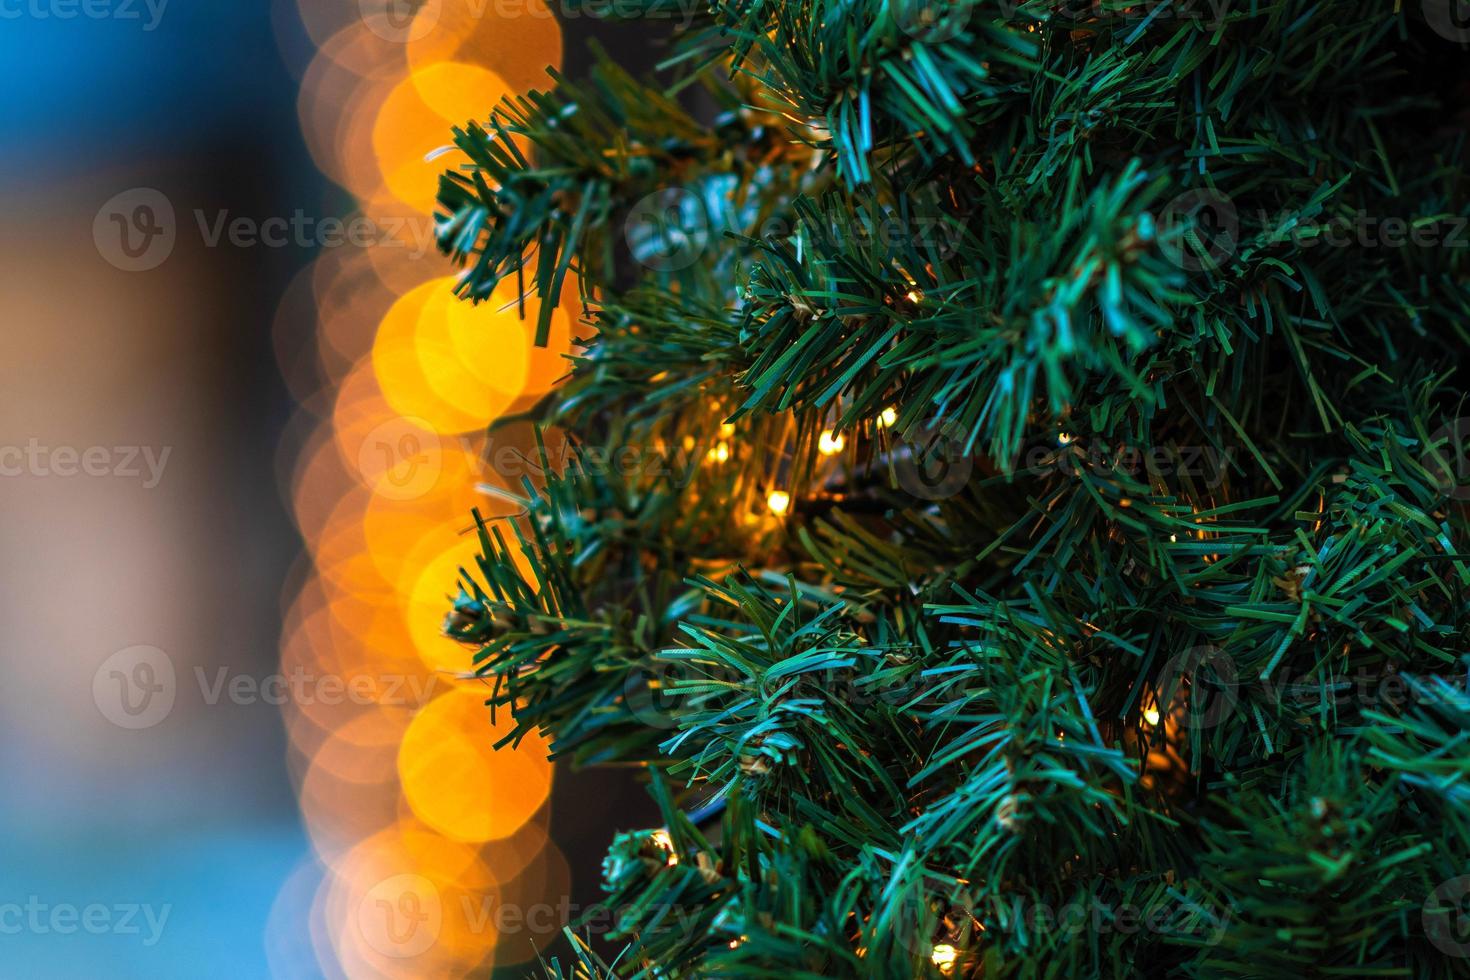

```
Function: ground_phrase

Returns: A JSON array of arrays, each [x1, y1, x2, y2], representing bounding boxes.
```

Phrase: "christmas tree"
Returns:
[[433, 2, 1470, 975]]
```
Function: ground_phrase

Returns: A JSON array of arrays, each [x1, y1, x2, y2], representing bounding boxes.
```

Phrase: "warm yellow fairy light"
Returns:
[[877, 407, 898, 428], [1144, 707, 1161, 726], [650, 828, 677, 863], [708, 442, 730, 463], [1058, 432, 1075, 445], [767, 490, 791, 515], [931, 943, 958, 974], [818, 430, 846, 455], [720, 421, 736, 438], [906, 289, 924, 304]]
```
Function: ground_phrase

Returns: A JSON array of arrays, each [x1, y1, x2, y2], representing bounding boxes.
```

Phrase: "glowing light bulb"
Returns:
[[708, 442, 730, 463], [1058, 432, 1075, 445], [877, 407, 898, 429], [720, 421, 736, 438], [650, 829, 677, 864], [1144, 707, 1161, 726], [906, 289, 924, 304], [767, 491, 791, 516], [818, 430, 845, 455], [931, 943, 958, 974]]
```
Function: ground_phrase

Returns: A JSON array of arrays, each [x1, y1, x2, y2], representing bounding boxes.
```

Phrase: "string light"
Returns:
[[818, 430, 846, 455], [1058, 432, 1075, 445], [720, 421, 736, 438], [650, 828, 677, 864], [708, 442, 730, 463], [931, 943, 958, 975], [767, 490, 791, 516], [1144, 707, 1161, 726], [877, 407, 898, 429]]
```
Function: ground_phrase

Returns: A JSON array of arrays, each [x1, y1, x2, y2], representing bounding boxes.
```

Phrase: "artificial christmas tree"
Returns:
[[433, 2, 1470, 975]]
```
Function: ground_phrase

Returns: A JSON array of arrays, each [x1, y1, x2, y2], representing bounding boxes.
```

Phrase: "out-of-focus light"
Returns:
[[767, 490, 791, 516], [931, 943, 958, 974], [398, 691, 553, 842], [650, 829, 677, 864], [372, 63, 516, 214], [818, 430, 845, 455]]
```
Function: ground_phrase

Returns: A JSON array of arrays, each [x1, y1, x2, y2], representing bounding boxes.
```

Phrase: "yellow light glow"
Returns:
[[877, 407, 898, 429], [818, 430, 845, 455], [1058, 432, 1075, 445], [1144, 707, 1161, 726], [707, 442, 730, 463], [373, 62, 516, 214], [372, 280, 489, 434], [720, 422, 736, 438], [767, 491, 791, 516], [931, 943, 958, 974], [399, 691, 553, 842], [650, 829, 677, 864], [407, 0, 565, 94]]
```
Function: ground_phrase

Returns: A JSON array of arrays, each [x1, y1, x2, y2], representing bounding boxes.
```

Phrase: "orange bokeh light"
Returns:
[[372, 62, 517, 214], [399, 690, 553, 842]]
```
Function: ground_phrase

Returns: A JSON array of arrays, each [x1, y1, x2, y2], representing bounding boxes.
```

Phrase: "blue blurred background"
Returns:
[[0, 2, 675, 974], [0, 1, 323, 975]]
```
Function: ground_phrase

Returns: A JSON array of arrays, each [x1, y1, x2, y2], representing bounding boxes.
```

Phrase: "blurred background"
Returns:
[[0, 1, 665, 975]]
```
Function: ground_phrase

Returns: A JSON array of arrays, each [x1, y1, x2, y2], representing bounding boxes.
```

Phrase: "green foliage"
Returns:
[[437, 1, 1470, 976]]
